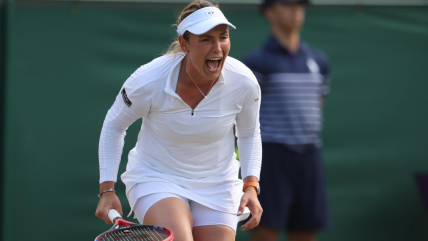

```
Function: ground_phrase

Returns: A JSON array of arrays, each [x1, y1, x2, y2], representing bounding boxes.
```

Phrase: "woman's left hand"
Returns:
[[237, 187, 263, 231]]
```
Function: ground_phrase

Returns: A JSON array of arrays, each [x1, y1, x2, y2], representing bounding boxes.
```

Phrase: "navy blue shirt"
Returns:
[[243, 35, 330, 151]]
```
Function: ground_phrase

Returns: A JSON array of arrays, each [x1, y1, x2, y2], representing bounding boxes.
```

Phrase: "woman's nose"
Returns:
[[212, 40, 221, 52]]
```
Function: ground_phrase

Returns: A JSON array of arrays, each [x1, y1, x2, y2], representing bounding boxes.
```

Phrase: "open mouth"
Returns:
[[205, 58, 222, 72]]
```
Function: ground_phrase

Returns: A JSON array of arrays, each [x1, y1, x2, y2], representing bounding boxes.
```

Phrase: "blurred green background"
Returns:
[[1, 1, 428, 241]]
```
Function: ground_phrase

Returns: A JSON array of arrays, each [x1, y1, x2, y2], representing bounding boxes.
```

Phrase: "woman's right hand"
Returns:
[[95, 182, 123, 224]]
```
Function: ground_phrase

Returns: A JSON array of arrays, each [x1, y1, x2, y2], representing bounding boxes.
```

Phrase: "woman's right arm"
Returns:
[[95, 75, 151, 223]]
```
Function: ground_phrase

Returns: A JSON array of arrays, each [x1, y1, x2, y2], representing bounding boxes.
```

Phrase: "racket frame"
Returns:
[[95, 210, 173, 241], [96, 223, 173, 241]]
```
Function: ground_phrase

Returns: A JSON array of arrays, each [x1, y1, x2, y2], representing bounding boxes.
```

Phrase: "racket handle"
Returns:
[[108, 209, 122, 222]]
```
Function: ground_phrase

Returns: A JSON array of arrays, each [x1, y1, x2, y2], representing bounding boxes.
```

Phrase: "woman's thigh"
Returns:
[[134, 193, 194, 241], [193, 226, 235, 241], [191, 201, 237, 241]]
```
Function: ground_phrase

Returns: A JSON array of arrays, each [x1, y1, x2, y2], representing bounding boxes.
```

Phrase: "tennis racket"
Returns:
[[95, 209, 174, 241]]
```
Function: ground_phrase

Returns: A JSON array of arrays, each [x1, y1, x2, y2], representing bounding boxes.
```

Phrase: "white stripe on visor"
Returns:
[[177, 7, 236, 36]]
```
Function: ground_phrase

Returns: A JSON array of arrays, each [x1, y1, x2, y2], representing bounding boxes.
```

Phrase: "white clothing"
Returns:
[[134, 193, 240, 232], [176, 7, 236, 36], [99, 53, 262, 216]]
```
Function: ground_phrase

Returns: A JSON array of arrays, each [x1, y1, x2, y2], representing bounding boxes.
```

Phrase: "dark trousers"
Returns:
[[258, 142, 331, 231]]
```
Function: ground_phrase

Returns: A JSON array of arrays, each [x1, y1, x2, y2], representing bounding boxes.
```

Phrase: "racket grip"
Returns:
[[108, 209, 122, 222]]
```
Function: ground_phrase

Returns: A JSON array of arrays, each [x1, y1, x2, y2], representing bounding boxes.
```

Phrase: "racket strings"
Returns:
[[102, 226, 169, 241]]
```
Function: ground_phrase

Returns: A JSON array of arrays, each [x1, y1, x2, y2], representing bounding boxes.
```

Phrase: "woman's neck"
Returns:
[[180, 56, 215, 87]]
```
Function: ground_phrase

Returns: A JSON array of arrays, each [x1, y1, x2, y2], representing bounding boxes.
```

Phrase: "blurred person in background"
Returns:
[[243, 0, 331, 241], [95, 1, 263, 240]]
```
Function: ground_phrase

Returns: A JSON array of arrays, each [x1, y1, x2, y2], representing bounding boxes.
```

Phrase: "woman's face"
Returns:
[[181, 24, 231, 82]]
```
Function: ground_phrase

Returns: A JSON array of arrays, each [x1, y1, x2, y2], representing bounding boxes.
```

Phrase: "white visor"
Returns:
[[177, 7, 236, 36]]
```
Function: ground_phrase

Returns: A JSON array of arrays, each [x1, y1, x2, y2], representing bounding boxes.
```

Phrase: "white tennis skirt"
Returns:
[[121, 149, 243, 218]]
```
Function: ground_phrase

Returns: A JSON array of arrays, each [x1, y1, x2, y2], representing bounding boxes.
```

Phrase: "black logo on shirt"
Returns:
[[121, 88, 132, 107]]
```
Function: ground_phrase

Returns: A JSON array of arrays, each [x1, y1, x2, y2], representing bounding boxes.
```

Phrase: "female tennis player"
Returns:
[[95, 1, 262, 240]]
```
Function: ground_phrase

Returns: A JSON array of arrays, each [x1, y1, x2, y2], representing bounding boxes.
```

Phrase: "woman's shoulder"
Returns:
[[131, 54, 180, 80], [125, 54, 183, 92], [223, 56, 259, 89]]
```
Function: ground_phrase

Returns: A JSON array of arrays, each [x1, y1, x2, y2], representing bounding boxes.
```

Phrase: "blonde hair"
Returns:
[[165, 0, 219, 55]]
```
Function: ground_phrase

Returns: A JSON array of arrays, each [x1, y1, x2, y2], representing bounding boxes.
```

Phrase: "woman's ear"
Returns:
[[178, 35, 189, 53]]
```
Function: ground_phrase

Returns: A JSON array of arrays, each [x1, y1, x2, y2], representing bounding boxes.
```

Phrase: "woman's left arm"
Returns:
[[235, 78, 263, 231]]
